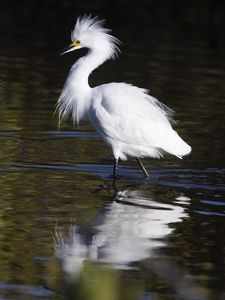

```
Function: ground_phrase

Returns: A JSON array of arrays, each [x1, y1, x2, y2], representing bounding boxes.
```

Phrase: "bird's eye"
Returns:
[[70, 40, 81, 47]]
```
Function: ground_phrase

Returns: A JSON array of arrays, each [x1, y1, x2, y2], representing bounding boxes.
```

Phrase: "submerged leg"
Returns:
[[112, 158, 119, 189], [113, 158, 119, 178], [136, 158, 149, 177]]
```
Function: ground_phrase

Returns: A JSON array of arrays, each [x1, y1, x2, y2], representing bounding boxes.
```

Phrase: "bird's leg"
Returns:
[[112, 158, 119, 189], [113, 158, 119, 178], [136, 158, 149, 177]]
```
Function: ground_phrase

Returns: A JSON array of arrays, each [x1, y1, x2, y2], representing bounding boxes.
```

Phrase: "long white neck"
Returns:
[[71, 49, 107, 86], [57, 49, 107, 125]]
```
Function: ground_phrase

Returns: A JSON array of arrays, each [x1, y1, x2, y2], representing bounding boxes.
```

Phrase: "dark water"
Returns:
[[0, 2, 225, 300]]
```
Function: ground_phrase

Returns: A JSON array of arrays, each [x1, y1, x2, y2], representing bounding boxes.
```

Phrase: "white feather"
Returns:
[[56, 15, 191, 162]]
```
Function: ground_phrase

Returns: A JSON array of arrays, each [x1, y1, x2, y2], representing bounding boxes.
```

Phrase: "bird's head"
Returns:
[[61, 15, 121, 60]]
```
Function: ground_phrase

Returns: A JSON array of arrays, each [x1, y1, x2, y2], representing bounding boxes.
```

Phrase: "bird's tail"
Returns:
[[159, 130, 192, 159]]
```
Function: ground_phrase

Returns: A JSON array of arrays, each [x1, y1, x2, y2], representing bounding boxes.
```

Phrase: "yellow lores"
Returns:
[[70, 40, 80, 47]]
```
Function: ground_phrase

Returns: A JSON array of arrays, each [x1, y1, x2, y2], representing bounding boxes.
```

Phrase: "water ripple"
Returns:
[[9, 162, 225, 192]]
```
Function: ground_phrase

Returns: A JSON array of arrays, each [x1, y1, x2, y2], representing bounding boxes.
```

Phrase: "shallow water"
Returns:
[[0, 3, 225, 300]]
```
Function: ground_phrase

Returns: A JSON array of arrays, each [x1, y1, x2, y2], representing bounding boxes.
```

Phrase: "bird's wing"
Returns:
[[91, 83, 174, 147]]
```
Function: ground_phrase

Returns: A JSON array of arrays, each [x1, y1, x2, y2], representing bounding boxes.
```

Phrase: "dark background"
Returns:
[[1, 0, 225, 50]]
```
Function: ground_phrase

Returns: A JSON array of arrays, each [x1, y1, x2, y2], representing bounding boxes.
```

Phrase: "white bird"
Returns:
[[57, 15, 191, 178]]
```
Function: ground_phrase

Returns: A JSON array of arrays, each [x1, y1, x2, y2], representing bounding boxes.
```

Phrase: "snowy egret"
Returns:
[[57, 15, 191, 178]]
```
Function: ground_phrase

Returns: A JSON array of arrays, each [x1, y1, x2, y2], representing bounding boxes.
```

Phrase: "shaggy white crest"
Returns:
[[56, 15, 191, 177], [71, 15, 120, 59]]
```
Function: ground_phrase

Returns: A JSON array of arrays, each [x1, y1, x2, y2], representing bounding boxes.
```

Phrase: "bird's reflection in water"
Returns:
[[55, 183, 190, 271]]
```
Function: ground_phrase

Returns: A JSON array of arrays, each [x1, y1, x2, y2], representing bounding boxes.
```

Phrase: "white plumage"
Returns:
[[57, 15, 191, 177]]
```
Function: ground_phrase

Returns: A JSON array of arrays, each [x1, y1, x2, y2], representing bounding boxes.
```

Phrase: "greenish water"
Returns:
[[0, 3, 225, 300]]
